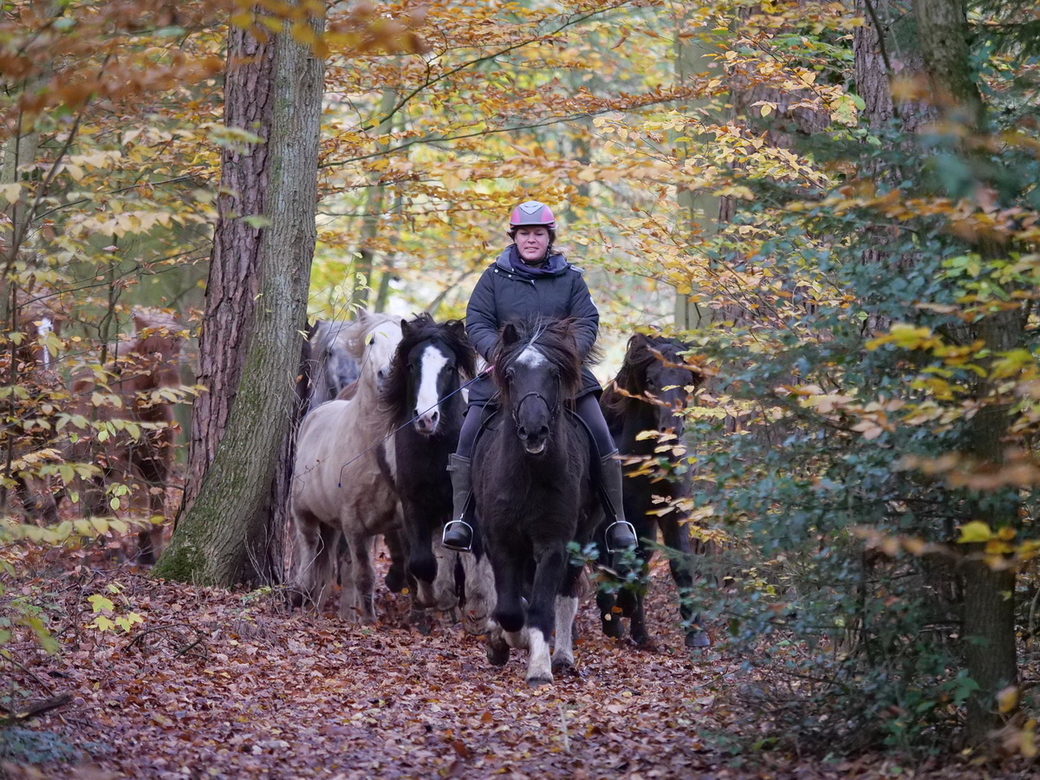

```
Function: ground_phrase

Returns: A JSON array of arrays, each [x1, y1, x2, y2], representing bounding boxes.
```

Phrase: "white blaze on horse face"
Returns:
[[414, 344, 449, 431], [516, 344, 548, 369]]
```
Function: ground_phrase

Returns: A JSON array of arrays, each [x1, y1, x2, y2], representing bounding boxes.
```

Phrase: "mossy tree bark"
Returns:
[[155, 6, 325, 586], [911, 0, 1021, 745]]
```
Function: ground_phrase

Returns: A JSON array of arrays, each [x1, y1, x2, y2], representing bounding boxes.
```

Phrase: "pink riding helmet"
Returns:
[[509, 201, 556, 230]]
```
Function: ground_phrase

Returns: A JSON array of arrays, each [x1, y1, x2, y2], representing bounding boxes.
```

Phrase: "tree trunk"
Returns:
[[351, 87, 396, 311], [672, 8, 722, 331], [156, 6, 325, 586], [911, 0, 1019, 744]]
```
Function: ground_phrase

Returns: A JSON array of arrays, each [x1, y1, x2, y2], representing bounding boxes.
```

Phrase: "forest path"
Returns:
[[0, 551, 987, 779]]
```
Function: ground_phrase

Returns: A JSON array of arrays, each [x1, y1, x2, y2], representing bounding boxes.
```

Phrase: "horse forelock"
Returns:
[[493, 319, 583, 402], [351, 316, 402, 408]]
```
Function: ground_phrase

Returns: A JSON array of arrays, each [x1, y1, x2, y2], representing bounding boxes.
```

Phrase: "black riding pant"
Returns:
[[455, 393, 615, 459]]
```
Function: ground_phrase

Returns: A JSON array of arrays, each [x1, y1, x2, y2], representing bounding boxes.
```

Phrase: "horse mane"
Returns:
[[491, 318, 589, 403], [602, 333, 690, 417], [340, 311, 397, 361], [381, 313, 476, 426]]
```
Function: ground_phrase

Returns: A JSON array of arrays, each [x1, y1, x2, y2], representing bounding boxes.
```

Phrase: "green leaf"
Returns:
[[242, 214, 272, 229]]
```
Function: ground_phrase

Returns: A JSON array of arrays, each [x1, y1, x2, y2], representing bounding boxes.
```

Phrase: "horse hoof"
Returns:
[[409, 612, 434, 635], [550, 657, 573, 673], [136, 551, 157, 567], [384, 567, 407, 593], [526, 675, 553, 688], [630, 634, 654, 651], [685, 631, 711, 649], [601, 618, 624, 639], [486, 644, 510, 667]]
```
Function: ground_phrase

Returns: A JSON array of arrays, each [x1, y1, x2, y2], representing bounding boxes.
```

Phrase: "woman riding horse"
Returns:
[[442, 200, 637, 554]]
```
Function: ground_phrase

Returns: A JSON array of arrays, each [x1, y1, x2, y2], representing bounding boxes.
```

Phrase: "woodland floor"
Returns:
[[1, 537, 1036, 780]]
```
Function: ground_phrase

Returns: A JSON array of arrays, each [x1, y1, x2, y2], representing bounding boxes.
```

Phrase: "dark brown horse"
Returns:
[[473, 318, 602, 686], [598, 332, 710, 648], [68, 310, 186, 564]]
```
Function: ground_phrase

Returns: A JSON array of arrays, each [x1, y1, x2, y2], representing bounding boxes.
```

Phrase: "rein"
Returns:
[[336, 365, 491, 487]]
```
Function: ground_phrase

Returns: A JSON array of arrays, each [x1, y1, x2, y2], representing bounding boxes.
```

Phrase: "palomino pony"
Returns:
[[69, 310, 186, 564], [291, 311, 405, 622], [598, 332, 710, 648], [379, 313, 496, 629], [473, 318, 603, 687]]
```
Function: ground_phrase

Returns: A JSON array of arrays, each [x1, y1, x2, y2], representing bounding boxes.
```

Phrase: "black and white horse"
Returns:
[[380, 313, 492, 630], [598, 332, 710, 648], [473, 318, 602, 686]]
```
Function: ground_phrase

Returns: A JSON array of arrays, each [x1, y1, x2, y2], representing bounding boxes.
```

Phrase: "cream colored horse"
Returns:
[[291, 311, 405, 622]]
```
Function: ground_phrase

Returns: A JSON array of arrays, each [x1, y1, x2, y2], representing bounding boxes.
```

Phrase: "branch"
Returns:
[[322, 90, 693, 170], [355, 1, 636, 133], [0, 692, 73, 727]]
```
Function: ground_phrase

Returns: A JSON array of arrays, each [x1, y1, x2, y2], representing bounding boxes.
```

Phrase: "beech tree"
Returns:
[[154, 5, 326, 585]]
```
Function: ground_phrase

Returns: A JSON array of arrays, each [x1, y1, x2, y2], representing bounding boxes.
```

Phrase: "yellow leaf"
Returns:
[[0, 183, 21, 203], [957, 521, 992, 543], [997, 685, 1019, 714]]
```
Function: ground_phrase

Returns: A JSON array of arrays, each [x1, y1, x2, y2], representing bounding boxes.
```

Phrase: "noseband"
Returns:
[[511, 378, 562, 430]]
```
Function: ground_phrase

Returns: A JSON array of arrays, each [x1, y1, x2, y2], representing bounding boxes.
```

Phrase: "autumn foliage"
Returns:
[[3, 0, 1040, 773]]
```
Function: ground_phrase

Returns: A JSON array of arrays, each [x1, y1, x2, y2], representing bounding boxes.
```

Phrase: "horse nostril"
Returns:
[[536, 426, 549, 440], [517, 426, 528, 440]]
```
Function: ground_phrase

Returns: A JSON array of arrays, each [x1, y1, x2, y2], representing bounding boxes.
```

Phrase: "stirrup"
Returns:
[[442, 519, 473, 552], [604, 520, 637, 554]]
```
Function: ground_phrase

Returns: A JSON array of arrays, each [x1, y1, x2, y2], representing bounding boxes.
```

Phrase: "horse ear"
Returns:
[[447, 319, 466, 340], [401, 318, 412, 338], [502, 322, 521, 346]]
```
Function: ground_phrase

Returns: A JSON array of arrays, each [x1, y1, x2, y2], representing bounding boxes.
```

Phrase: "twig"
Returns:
[[0, 692, 73, 726], [0, 652, 52, 690], [125, 623, 206, 659]]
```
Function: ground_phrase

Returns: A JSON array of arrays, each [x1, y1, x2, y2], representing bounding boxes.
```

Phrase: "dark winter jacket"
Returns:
[[465, 245, 602, 407]]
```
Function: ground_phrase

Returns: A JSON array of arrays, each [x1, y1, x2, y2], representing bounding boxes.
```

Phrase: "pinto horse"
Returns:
[[378, 313, 496, 629], [598, 332, 710, 648], [291, 311, 405, 622], [473, 318, 602, 687]]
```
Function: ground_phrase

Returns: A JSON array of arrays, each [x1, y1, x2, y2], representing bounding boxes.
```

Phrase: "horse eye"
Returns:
[[368, 336, 375, 346]]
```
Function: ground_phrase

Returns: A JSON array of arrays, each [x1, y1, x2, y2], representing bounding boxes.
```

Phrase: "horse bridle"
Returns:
[[510, 378, 562, 429]]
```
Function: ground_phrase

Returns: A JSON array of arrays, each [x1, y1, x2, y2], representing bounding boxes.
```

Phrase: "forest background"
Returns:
[[3, 0, 1040, 770]]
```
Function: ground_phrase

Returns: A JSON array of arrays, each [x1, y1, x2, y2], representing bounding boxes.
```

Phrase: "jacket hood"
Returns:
[[494, 245, 569, 278]]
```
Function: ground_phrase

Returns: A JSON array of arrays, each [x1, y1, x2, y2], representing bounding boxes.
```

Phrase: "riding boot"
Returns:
[[442, 454, 474, 551], [600, 452, 637, 552]]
